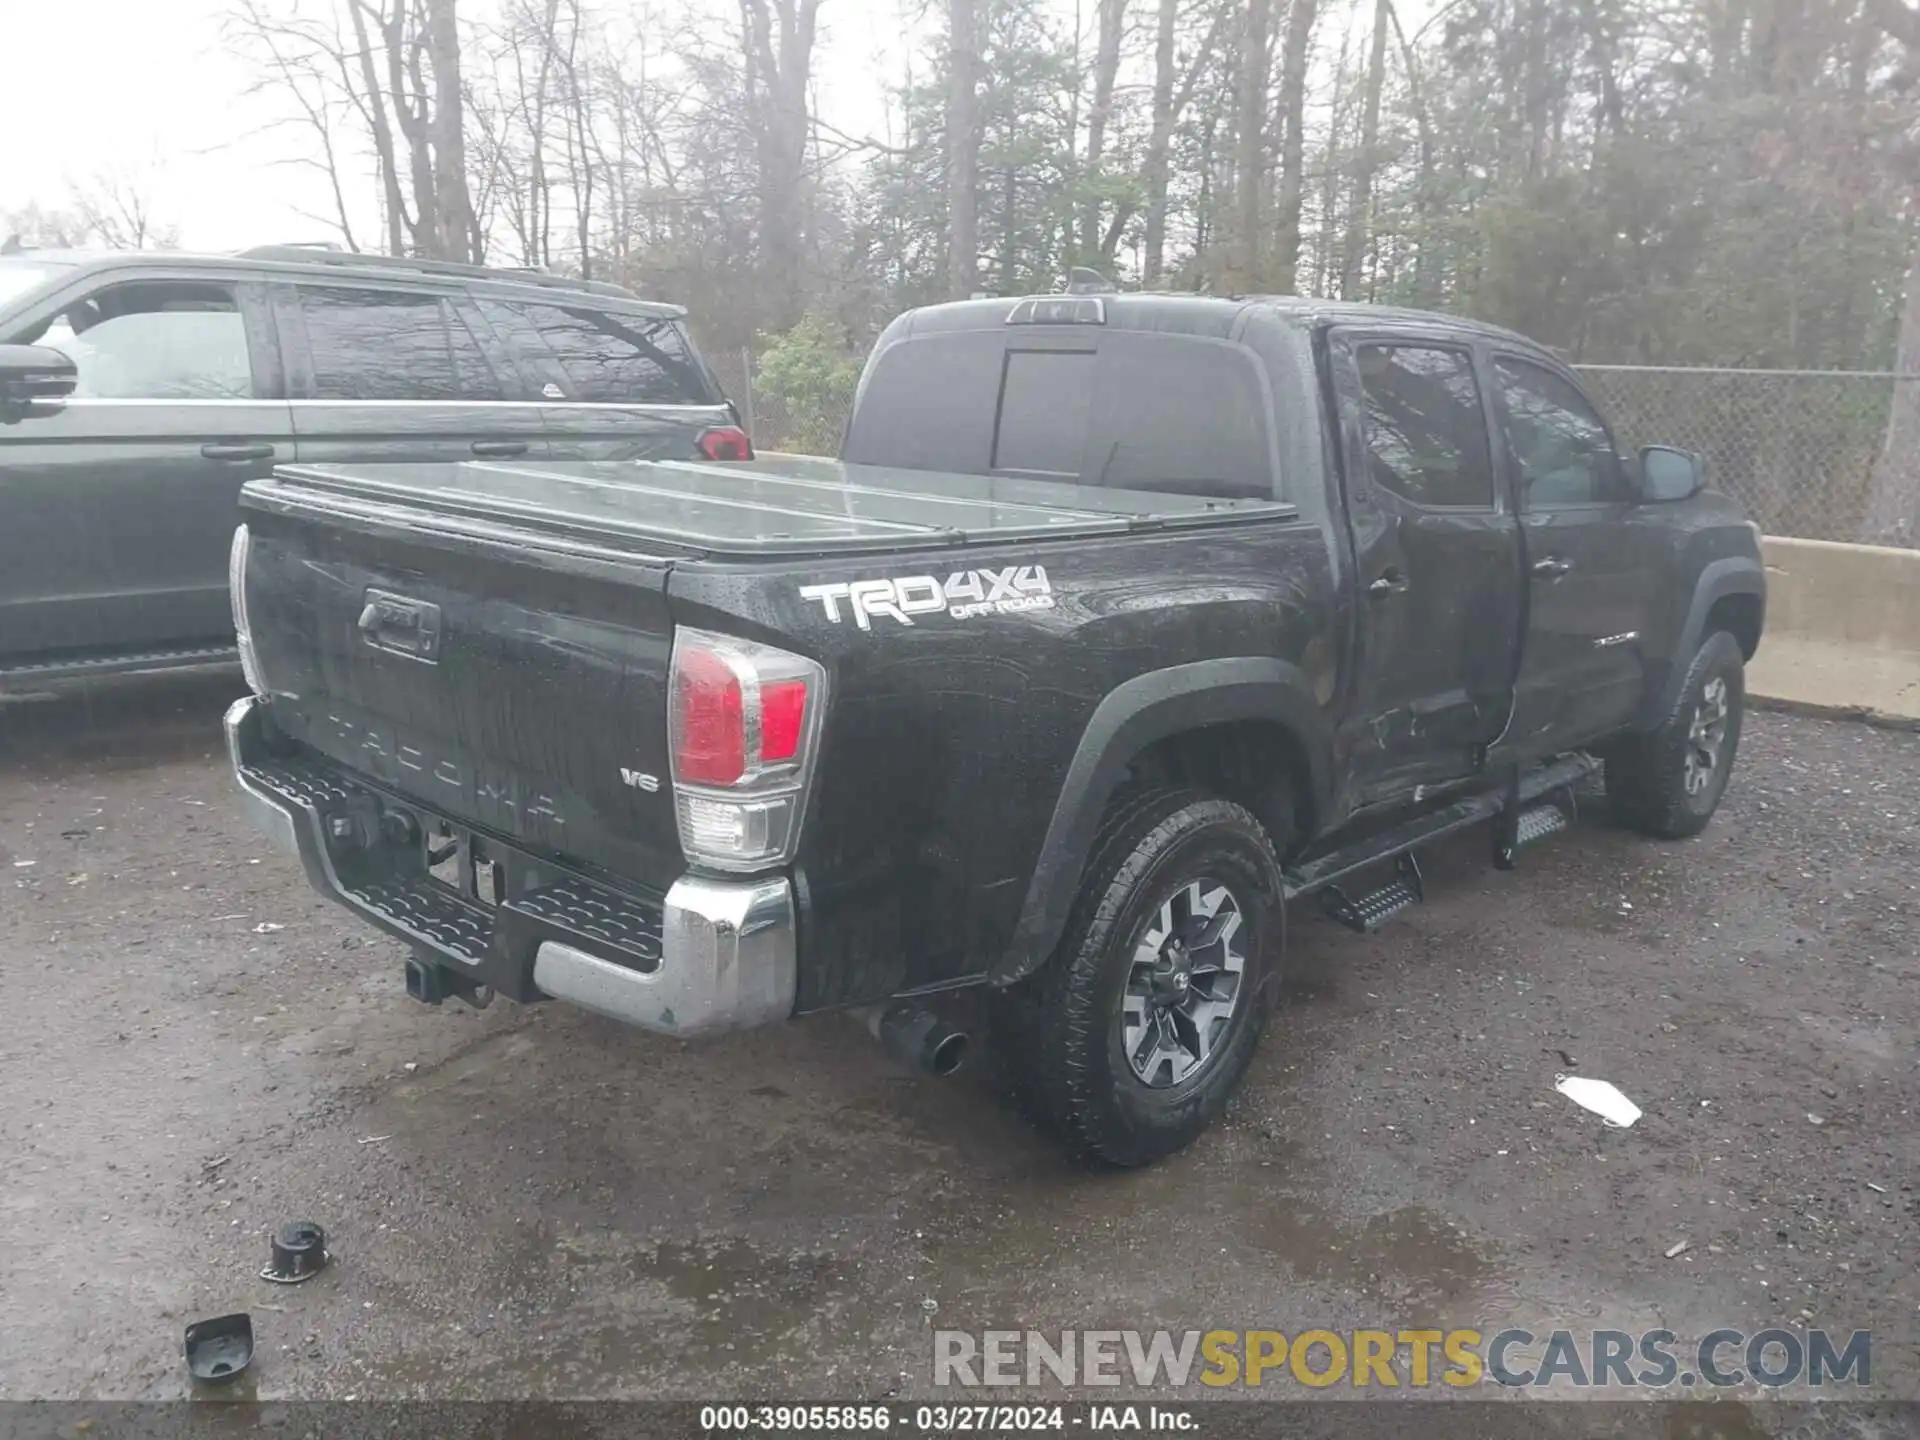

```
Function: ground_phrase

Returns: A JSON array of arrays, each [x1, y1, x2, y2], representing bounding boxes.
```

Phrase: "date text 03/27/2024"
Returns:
[[698, 1405, 1184, 1433]]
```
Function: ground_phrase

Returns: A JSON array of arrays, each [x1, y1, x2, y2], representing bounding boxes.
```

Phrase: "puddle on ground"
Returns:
[[1659, 1400, 1773, 1440], [344, 1226, 862, 1397], [1237, 1197, 1496, 1320]]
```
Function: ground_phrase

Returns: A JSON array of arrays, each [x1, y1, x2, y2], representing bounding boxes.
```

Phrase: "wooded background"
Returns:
[[7, 0, 1920, 540]]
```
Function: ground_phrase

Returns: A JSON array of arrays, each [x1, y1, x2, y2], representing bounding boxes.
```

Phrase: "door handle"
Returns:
[[200, 442, 276, 461], [1367, 568, 1410, 598], [470, 440, 530, 458], [1532, 557, 1574, 580]]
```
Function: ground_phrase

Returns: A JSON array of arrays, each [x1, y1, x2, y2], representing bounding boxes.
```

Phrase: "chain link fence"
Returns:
[[704, 344, 1917, 548], [1578, 366, 1916, 546]]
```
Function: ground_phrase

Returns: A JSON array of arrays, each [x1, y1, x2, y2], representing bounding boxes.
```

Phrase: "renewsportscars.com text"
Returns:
[[933, 1328, 1871, 1390]]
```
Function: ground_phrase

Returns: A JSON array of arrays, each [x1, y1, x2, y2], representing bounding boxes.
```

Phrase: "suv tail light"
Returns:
[[697, 426, 754, 461], [668, 628, 825, 870], [229, 524, 264, 694]]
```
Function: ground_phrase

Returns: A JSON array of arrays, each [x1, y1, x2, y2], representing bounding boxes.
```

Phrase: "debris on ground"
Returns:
[[1665, 1239, 1690, 1258], [184, 1313, 254, 1384], [1554, 1075, 1643, 1128], [253, 922, 286, 934], [261, 1221, 329, 1285]]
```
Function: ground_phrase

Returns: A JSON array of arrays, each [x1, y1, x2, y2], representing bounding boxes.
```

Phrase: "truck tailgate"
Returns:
[[237, 472, 686, 890], [235, 456, 1295, 890]]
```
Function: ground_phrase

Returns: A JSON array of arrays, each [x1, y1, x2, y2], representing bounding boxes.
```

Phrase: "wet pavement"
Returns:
[[2, 672, 1916, 1427]]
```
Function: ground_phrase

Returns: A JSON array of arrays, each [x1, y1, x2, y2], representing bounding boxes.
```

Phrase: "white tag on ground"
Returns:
[[1555, 1074, 1643, 1128]]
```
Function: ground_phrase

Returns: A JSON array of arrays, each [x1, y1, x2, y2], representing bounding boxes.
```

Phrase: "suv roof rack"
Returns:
[[234, 245, 637, 300]]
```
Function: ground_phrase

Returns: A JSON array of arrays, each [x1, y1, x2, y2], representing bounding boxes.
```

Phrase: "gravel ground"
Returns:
[[1, 671, 1915, 1432]]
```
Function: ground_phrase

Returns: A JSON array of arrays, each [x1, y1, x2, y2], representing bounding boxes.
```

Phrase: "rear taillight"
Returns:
[[229, 524, 264, 694], [697, 425, 754, 461], [668, 628, 824, 870]]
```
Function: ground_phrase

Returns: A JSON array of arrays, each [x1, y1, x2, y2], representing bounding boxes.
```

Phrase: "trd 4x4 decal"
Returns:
[[800, 566, 1055, 630]]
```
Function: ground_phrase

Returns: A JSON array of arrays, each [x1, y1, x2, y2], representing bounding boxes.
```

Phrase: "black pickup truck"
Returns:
[[225, 293, 1765, 1166]]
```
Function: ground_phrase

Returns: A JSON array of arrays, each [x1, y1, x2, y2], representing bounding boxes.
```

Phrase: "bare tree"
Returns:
[[1862, 0, 1920, 543], [1079, 0, 1129, 266], [1141, 0, 1228, 283], [230, 0, 476, 259], [1271, 0, 1318, 294], [227, 0, 365, 249], [68, 175, 179, 250], [1339, 0, 1390, 299], [741, 0, 822, 325], [426, 0, 476, 260], [946, 0, 981, 298], [1228, 0, 1272, 289]]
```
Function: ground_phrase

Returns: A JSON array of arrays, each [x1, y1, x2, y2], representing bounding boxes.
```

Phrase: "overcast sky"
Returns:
[[0, 0, 918, 252]]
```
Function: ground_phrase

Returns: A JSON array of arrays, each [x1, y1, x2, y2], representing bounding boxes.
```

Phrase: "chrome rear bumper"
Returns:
[[226, 694, 796, 1037]]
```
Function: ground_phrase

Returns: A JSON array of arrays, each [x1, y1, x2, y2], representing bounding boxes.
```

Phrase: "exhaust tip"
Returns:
[[867, 1002, 971, 1078], [927, 1028, 969, 1077]]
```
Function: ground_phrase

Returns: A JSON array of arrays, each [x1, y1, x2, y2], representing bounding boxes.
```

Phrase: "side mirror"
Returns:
[[0, 343, 77, 423], [1639, 444, 1703, 502]]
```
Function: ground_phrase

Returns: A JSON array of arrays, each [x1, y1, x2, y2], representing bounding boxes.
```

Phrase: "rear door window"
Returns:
[[295, 286, 502, 401], [1354, 343, 1496, 509], [477, 300, 713, 404]]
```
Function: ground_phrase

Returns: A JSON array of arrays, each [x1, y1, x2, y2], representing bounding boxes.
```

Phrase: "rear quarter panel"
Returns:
[[667, 517, 1338, 1009]]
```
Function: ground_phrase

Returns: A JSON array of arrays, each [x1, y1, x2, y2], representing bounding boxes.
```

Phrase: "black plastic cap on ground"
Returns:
[[184, 1313, 254, 1384]]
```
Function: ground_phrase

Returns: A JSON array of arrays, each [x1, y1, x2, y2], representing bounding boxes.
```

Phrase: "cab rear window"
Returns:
[[845, 330, 1277, 501]]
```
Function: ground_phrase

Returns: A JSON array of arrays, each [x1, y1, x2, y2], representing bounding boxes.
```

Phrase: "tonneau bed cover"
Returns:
[[242, 452, 1297, 560]]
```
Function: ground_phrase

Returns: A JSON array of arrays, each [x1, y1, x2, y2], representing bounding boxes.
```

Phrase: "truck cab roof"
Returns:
[[886, 291, 1546, 354]]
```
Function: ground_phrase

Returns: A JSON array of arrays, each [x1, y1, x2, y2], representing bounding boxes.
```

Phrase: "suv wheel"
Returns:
[[1607, 630, 1747, 839], [999, 788, 1285, 1167]]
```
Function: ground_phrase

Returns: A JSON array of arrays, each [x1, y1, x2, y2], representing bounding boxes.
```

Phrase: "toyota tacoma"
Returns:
[[224, 292, 1765, 1165]]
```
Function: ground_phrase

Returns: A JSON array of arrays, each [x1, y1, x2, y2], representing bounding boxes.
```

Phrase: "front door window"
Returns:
[[24, 282, 253, 399]]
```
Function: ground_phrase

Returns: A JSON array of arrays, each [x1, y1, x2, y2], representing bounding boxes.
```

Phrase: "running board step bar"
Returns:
[[1323, 854, 1424, 934], [0, 644, 240, 690], [1283, 751, 1600, 903]]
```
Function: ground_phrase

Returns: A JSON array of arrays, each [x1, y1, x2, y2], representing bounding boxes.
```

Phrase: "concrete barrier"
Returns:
[[1745, 536, 1920, 724]]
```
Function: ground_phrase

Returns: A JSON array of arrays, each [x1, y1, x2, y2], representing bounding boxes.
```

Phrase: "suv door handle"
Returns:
[[470, 440, 529, 458], [200, 442, 276, 462], [1367, 568, 1410, 598], [1532, 557, 1574, 580]]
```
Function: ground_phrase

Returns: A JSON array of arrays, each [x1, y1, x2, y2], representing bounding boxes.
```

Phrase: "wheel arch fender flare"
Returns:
[[992, 657, 1333, 986], [1641, 557, 1765, 728]]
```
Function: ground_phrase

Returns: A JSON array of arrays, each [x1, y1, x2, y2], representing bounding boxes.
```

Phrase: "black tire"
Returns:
[[995, 787, 1286, 1168], [1607, 630, 1746, 840]]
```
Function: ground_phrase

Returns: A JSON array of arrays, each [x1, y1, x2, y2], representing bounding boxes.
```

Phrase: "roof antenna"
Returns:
[[1065, 266, 1117, 295]]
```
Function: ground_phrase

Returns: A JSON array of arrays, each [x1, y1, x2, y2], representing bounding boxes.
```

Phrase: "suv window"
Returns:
[[1494, 356, 1625, 507], [296, 286, 503, 402], [846, 331, 1275, 500], [1354, 343, 1494, 509], [478, 299, 712, 404], [19, 281, 253, 400]]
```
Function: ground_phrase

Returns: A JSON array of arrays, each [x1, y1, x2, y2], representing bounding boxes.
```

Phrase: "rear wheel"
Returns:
[[996, 788, 1286, 1167], [1607, 630, 1747, 839]]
